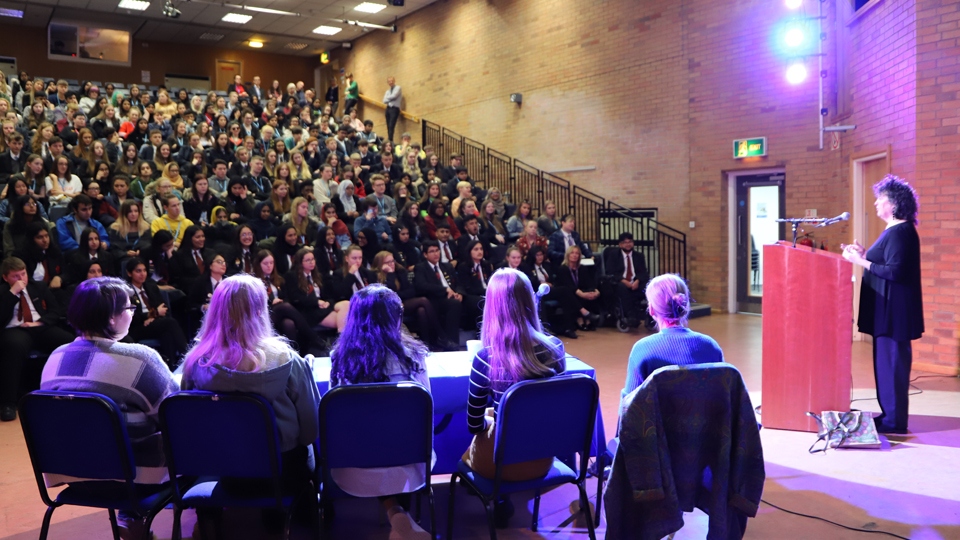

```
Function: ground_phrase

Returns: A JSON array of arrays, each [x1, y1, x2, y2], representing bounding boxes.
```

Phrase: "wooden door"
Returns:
[[215, 60, 242, 92], [852, 154, 890, 341]]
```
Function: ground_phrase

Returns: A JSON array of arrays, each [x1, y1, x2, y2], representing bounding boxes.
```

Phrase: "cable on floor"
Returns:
[[760, 499, 911, 539]]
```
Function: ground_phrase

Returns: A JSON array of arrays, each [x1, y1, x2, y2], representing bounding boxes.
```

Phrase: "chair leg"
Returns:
[[108, 508, 121, 540], [595, 470, 604, 526], [482, 499, 498, 540], [428, 487, 437, 540], [39, 505, 56, 540], [578, 483, 597, 540], [171, 506, 182, 540], [531, 491, 541, 532], [446, 474, 458, 540], [415, 490, 422, 522]]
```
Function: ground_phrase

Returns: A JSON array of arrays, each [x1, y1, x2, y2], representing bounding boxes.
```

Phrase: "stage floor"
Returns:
[[1, 313, 958, 539]]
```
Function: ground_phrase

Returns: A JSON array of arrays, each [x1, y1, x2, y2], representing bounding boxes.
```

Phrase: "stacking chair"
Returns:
[[447, 374, 600, 540], [159, 391, 319, 540], [318, 382, 435, 538], [19, 391, 175, 540]]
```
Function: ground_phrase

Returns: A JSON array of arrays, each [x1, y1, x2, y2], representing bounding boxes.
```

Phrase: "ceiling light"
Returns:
[[0, 8, 23, 18], [199, 32, 224, 41], [248, 40, 263, 48], [118, 0, 150, 10], [354, 2, 386, 13], [313, 25, 342, 35], [222, 13, 252, 23], [242, 5, 297, 15], [285, 42, 309, 51]]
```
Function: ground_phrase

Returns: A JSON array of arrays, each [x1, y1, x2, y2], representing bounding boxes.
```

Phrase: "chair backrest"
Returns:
[[319, 382, 433, 470], [159, 391, 282, 480], [494, 374, 599, 469], [19, 391, 137, 501]]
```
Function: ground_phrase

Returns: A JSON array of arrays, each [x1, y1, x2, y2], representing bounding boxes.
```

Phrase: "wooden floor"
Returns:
[[2, 313, 959, 539]]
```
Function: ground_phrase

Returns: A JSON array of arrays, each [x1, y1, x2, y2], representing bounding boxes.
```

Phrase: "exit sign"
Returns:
[[733, 137, 767, 159]]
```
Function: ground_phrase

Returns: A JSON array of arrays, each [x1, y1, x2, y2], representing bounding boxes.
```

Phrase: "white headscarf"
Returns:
[[338, 179, 357, 213]]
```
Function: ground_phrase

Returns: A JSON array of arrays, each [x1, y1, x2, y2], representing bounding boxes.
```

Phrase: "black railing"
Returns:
[[422, 120, 687, 279]]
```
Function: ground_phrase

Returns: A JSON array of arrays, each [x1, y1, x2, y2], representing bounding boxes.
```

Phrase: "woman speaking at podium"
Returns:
[[842, 175, 923, 434]]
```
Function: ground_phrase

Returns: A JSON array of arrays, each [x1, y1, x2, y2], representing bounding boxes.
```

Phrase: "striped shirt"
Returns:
[[467, 335, 565, 434], [40, 337, 180, 485], [622, 326, 724, 398]]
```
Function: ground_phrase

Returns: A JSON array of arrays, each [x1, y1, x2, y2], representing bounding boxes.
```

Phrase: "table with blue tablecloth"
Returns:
[[312, 351, 606, 474]]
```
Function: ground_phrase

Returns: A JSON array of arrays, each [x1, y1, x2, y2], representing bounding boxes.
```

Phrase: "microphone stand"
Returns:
[[776, 217, 826, 248]]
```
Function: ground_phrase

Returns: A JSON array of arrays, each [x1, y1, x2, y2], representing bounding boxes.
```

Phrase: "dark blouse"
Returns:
[[858, 222, 924, 341]]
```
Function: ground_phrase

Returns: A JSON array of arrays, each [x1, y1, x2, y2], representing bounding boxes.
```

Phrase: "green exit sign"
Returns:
[[733, 137, 767, 158]]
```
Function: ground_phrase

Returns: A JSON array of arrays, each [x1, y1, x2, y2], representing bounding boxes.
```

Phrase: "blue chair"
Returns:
[[159, 391, 318, 540], [446, 374, 600, 540], [318, 382, 435, 538], [19, 391, 175, 540]]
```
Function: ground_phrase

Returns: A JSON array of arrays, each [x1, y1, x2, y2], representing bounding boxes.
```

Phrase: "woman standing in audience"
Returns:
[[328, 284, 434, 540], [124, 258, 188, 368], [622, 274, 723, 398], [181, 274, 321, 537], [555, 245, 602, 331], [463, 268, 566, 525], [41, 277, 179, 540], [109, 200, 152, 268], [283, 247, 348, 332], [506, 201, 534, 242]]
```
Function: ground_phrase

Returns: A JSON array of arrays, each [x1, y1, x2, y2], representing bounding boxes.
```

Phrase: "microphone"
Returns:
[[815, 212, 850, 228], [536, 283, 551, 298]]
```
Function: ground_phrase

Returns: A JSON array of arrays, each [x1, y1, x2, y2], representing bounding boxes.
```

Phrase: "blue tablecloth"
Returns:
[[313, 351, 606, 475]]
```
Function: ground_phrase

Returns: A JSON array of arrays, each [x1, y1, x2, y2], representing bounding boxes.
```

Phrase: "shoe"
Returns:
[[876, 424, 908, 435], [388, 508, 431, 540], [563, 329, 579, 339], [117, 519, 156, 540], [493, 498, 515, 529], [0, 406, 16, 422]]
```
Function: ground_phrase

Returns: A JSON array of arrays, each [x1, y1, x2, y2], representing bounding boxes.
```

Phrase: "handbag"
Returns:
[[806, 410, 882, 453]]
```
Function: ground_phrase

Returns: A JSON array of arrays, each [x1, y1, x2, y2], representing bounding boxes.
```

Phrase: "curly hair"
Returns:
[[873, 174, 919, 226]]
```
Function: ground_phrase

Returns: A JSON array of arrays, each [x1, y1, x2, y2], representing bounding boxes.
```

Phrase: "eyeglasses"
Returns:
[[123, 305, 137, 312]]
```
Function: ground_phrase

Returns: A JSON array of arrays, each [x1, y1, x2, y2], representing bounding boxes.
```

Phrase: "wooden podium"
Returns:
[[761, 241, 853, 432]]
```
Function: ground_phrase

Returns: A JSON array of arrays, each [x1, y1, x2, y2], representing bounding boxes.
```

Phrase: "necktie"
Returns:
[[443, 243, 452, 262], [571, 268, 578, 287], [476, 264, 486, 289], [355, 274, 365, 290], [140, 290, 151, 310], [41, 260, 50, 284], [194, 251, 204, 273], [19, 293, 33, 323], [538, 266, 548, 283], [626, 253, 634, 282], [244, 251, 252, 273], [434, 265, 442, 282], [327, 249, 336, 271], [566, 235, 574, 248]]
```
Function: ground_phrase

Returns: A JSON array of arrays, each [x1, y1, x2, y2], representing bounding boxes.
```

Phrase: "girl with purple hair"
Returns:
[[329, 284, 433, 540], [622, 273, 724, 398], [463, 268, 566, 526], [180, 274, 321, 535]]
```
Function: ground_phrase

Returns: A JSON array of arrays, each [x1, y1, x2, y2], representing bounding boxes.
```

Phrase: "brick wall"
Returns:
[[337, 0, 958, 370]]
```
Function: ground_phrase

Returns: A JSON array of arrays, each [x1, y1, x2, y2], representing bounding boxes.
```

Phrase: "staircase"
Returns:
[[422, 121, 695, 295]]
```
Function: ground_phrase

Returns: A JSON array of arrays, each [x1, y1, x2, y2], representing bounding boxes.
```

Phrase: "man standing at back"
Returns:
[[383, 77, 402, 144]]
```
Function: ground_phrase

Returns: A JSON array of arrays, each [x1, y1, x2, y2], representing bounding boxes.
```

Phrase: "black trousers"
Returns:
[[873, 336, 912, 431], [126, 317, 189, 368], [344, 99, 358, 115], [0, 324, 75, 406], [610, 281, 645, 320], [427, 296, 462, 344], [403, 296, 439, 346], [385, 106, 401, 142]]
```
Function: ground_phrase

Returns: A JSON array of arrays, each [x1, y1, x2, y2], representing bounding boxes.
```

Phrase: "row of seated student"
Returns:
[[29, 267, 729, 539]]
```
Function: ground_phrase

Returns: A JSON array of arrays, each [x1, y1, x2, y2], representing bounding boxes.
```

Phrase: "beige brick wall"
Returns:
[[335, 0, 959, 371]]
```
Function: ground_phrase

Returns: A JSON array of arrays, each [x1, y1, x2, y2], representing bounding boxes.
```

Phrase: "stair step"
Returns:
[[689, 303, 712, 319]]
